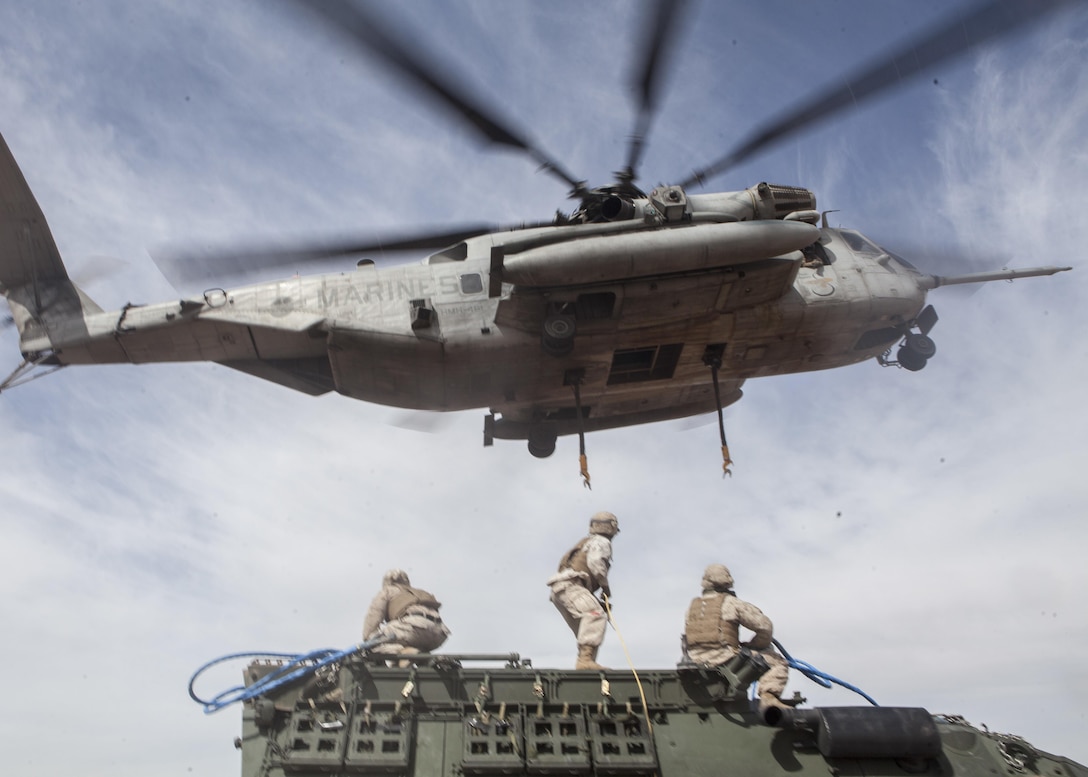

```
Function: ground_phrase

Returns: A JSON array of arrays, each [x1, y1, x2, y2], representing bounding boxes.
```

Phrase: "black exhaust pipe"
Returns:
[[601, 195, 635, 221], [764, 706, 942, 759]]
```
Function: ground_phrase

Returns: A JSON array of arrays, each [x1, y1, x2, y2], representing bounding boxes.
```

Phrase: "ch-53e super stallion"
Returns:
[[0, 0, 1073, 478]]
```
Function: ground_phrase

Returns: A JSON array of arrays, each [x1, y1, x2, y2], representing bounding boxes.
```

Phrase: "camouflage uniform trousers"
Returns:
[[549, 580, 607, 647], [373, 610, 450, 654], [687, 644, 789, 698]]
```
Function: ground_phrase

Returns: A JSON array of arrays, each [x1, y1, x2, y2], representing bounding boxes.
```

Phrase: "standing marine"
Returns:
[[684, 563, 790, 710], [547, 511, 620, 670], [363, 569, 450, 662]]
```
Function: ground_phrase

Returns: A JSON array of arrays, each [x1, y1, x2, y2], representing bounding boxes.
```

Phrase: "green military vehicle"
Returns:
[[215, 649, 1086, 777]]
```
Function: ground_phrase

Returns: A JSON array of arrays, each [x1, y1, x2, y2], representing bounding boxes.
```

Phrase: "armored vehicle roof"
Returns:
[[234, 652, 1087, 777]]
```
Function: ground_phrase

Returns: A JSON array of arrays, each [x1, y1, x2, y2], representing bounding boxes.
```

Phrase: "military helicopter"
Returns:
[[0, 0, 1073, 478]]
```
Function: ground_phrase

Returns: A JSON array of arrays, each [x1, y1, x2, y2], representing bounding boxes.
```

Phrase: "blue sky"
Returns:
[[1, 1, 1087, 774]]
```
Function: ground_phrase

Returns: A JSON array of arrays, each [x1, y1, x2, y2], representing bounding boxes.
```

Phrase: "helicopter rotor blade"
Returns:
[[153, 222, 551, 289], [618, 0, 690, 186], [680, 0, 1078, 188], [283, 0, 586, 196], [71, 255, 130, 289]]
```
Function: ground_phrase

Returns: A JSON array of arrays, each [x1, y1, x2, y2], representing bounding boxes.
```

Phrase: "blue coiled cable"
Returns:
[[773, 638, 879, 706], [190, 636, 876, 714], [188, 638, 388, 714]]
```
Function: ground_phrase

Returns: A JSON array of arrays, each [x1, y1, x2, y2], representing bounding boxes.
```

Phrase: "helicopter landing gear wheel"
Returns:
[[541, 314, 576, 357], [527, 424, 558, 458], [897, 333, 936, 372]]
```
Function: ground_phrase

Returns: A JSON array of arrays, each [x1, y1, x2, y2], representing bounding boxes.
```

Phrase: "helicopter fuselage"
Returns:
[[15, 215, 927, 446]]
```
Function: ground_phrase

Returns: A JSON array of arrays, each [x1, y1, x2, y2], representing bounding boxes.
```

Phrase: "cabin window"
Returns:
[[575, 292, 615, 320], [460, 273, 484, 295], [607, 343, 683, 385]]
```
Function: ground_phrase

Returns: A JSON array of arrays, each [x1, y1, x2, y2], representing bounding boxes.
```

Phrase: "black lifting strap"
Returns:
[[569, 372, 591, 489], [703, 352, 733, 477]]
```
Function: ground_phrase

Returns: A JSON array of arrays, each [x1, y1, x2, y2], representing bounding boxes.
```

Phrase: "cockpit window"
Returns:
[[839, 230, 882, 256], [884, 250, 919, 271]]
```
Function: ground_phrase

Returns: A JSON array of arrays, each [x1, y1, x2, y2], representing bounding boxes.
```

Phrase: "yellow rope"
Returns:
[[602, 594, 652, 737]]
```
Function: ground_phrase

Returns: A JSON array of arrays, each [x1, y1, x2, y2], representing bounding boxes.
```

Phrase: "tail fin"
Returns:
[[0, 131, 102, 354]]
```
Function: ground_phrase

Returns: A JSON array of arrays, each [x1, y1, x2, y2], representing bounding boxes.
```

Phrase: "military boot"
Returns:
[[396, 647, 421, 668], [575, 645, 606, 670]]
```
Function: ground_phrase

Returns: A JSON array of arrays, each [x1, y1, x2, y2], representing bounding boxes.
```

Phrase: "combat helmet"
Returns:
[[588, 511, 620, 537], [702, 563, 734, 591], [383, 569, 410, 586]]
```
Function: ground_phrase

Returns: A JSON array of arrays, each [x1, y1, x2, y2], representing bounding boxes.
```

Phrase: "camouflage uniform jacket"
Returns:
[[363, 583, 441, 640], [547, 534, 612, 593]]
